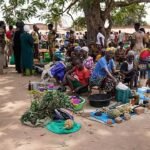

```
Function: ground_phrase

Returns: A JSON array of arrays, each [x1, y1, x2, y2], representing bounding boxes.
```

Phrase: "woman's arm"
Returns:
[[64, 67, 75, 78], [104, 67, 117, 83]]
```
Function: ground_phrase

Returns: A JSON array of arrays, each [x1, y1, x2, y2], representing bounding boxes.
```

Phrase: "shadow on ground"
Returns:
[[0, 68, 150, 150]]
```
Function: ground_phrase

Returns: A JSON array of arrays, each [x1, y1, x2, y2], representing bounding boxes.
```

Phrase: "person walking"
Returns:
[[20, 25, 34, 76]]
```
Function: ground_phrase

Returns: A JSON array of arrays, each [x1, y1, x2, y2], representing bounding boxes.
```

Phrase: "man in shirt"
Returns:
[[48, 23, 58, 60], [96, 27, 105, 49], [109, 32, 115, 43], [32, 24, 40, 59], [118, 30, 124, 43]]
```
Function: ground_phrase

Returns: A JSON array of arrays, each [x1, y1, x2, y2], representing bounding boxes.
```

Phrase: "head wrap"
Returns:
[[106, 47, 116, 53], [24, 25, 30, 32], [74, 46, 81, 51], [81, 46, 89, 53], [127, 50, 135, 56]]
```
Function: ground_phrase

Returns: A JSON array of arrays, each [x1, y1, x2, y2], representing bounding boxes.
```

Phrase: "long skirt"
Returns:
[[90, 74, 121, 92]]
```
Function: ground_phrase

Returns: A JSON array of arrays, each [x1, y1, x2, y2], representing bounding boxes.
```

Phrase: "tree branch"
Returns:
[[67, 10, 75, 23], [62, 0, 80, 13], [115, 0, 150, 7]]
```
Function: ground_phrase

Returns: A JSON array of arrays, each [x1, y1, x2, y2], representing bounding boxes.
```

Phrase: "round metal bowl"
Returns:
[[88, 94, 113, 108]]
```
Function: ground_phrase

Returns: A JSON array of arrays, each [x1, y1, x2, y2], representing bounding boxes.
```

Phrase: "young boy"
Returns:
[[63, 59, 90, 94]]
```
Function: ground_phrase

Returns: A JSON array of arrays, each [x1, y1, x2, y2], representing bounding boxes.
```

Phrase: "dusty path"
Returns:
[[0, 68, 150, 150]]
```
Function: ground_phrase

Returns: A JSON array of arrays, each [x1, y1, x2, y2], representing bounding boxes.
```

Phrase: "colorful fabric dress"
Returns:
[[83, 56, 94, 73], [90, 56, 119, 92], [20, 32, 34, 72]]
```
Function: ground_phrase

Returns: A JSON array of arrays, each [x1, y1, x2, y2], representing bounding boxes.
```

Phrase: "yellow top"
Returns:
[[48, 30, 56, 43], [32, 31, 39, 44]]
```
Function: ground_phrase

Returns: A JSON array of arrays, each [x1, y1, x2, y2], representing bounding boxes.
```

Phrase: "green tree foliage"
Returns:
[[0, 0, 150, 42], [39, 0, 63, 30], [0, 0, 45, 25], [112, 3, 147, 26], [72, 17, 86, 31]]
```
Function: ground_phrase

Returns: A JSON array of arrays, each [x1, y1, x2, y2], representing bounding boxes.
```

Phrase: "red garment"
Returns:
[[74, 67, 90, 85], [6, 30, 13, 40], [140, 49, 150, 60]]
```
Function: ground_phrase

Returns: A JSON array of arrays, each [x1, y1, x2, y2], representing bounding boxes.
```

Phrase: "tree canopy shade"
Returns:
[[72, 17, 86, 31], [0, 0, 45, 25], [112, 3, 147, 27], [72, 3, 147, 30], [0, 0, 150, 43]]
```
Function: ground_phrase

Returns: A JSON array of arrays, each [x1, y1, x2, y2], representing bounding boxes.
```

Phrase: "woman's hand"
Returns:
[[113, 78, 118, 84]]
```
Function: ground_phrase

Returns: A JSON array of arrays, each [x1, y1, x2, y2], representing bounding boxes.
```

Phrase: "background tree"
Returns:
[[1, 0, 150, 43], [1, 0, 45, 25], [72, 17, 86, 31], [39, 1, 63, 31], [112, 3, 147, 27], [46, 0, 150, 43]]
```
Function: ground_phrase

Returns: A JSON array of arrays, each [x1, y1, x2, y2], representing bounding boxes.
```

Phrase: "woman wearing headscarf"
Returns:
[[80, 46, 94, 74], [20, 25, 34, 75], [13, 21, 24, 73], [120, 51, 138, 88], [90, 49, 119, 93]]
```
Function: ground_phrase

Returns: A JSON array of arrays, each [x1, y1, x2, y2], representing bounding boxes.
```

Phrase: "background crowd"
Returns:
[[0, 21, 150, 95]]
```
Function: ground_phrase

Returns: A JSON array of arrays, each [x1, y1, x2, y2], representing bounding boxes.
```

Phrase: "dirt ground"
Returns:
[[0, 68, 150, 150]]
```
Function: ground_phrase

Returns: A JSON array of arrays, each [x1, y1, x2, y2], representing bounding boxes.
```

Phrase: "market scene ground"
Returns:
[[1, 1, 150, 149], [0, 68, 150, 150]]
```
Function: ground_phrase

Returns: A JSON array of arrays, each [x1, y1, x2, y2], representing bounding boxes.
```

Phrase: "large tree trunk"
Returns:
[[82, 0, 113, 45], [83, 0, 104, 44]]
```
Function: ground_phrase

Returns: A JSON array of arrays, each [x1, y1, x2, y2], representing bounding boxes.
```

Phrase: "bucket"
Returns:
[[72, 97, 86, 111], [115, 88, 132, 104]]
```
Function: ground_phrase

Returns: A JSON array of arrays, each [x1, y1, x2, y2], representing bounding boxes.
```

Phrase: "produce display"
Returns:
[[107, 109, 121, 119], [117, 104, 133, 114], [64, 119, 74, 129], [71, 96, 81, 105], [124, 113, 131, 120], [21, 91, 74, 127], [70, 96, 85, 111], [115, 117, 123, 123], [134, 106, 145, 115]]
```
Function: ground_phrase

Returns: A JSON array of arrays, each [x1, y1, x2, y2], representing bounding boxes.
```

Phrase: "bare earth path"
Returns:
[[0, 68, 150, 150]]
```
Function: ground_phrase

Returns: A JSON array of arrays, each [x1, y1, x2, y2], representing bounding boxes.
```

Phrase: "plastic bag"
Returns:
[[10, 54, 15, 65], [116, 82, 128, 90]]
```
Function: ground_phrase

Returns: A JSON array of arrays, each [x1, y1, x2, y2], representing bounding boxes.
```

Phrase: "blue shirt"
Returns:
[[92, 56, 115, 78]]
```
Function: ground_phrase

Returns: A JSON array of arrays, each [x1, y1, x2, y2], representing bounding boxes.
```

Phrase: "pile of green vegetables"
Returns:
[[21, 90, 74, 127]]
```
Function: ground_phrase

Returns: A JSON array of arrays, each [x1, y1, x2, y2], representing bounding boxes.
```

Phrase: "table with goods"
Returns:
[[21, 79, 150, 135]]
